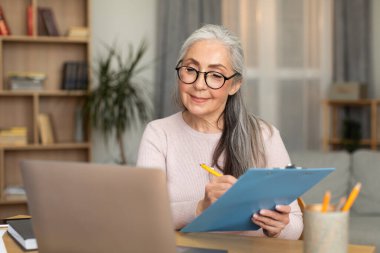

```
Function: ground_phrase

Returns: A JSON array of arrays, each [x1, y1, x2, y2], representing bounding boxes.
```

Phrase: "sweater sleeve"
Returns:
[[136, 122, 199, 230], [136, 123, 166, 171]]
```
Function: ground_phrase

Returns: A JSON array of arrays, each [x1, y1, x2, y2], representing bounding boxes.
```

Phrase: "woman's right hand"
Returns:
[[196, 175, 237, 215]]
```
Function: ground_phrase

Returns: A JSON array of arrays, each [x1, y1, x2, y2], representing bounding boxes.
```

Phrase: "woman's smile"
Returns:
[[190, 94, 209, 103]]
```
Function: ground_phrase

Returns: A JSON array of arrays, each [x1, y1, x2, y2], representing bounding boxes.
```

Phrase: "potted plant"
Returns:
[[84, 40, 152, 164]]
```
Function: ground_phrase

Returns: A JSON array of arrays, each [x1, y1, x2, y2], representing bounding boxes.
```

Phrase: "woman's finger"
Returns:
[[252, 218, 281, 237], [211, 175, 237, 184], [252, 213, 285, 229], [258, 206, 290, 224]]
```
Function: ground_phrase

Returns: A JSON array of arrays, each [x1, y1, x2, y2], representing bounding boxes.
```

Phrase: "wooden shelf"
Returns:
[[0, 143, 90, 151], [0, 198, 27, 205], [0, 90, 89, 97], [0, 0, 92, 218], [0, 35, 89, 44], [323, 99, 380, 106], [329, 139, 372, 145], [322, 99, 379, 151]]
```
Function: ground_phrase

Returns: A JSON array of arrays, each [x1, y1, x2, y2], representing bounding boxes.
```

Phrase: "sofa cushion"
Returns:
[[351, 150, 380, 215], [289, 151, 350, 205], [349, 215, 380, 251]]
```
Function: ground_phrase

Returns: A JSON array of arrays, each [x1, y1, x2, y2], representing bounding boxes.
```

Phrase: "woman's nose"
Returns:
[[193, 73, 208, 90]]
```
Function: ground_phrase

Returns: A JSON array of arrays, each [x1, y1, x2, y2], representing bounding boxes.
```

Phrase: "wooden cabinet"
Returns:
[[322, 99, 380, 151], [0, 0, 91, 219]]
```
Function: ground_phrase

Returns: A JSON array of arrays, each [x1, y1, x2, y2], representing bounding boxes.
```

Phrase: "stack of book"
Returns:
[[0, 127, 27, 146], [4, 186, 26, 201], [8, 72, 46, 91], [62, 61, 88, 90]]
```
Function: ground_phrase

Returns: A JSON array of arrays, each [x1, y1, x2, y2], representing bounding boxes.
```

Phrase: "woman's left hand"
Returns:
[[251, 205, 290, 237]]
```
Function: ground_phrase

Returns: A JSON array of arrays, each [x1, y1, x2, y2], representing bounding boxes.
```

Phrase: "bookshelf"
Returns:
[[322, 99, 380, 151], [0, 0, 92, 219]]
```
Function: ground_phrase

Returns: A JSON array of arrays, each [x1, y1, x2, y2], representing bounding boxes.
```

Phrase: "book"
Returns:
[[38, 7, 59, 36], [27, 4, 34, 36], [67, 26, 89, 38], [62, 62, 78, 90], [0, 127, 27, 146], [181, 167, 334, 233], [76, 62, 88, 90], [177, 246, 227, 252], [0, 5, 11, 35], [62, 61, 88, 90], [8, 72, 46, 90], [40, 7, 59, 36], [37, 113, 55, 144], [6, 219, 38, 251], [3, 186, 27, 201], [37, 7, 48, 36]]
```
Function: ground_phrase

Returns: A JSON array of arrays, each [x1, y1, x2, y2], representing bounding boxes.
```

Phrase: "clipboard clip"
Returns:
[[285, 163, 303, 169]]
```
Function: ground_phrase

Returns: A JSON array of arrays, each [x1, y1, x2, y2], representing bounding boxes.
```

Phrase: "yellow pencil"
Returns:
[[342, 182, 362, 212], [321, 191, 331, 212], [200, 163, 222, 177]]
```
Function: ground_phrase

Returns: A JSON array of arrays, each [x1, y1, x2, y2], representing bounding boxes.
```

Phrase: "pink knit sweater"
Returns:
[[137, 112, 303, 240]]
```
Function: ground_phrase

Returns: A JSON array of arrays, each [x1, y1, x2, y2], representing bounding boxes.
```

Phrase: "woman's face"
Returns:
[[178, 40, 241, 121]]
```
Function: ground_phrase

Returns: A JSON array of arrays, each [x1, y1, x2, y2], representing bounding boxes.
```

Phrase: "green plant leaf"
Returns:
[[83, 39, 153, 164]]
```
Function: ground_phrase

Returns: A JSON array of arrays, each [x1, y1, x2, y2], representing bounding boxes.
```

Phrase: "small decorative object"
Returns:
[[84, 40, 152, 164], [329, 82, 367, 101]]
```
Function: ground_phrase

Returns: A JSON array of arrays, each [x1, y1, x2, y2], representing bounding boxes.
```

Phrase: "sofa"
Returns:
[[290, 150, 380, 252]]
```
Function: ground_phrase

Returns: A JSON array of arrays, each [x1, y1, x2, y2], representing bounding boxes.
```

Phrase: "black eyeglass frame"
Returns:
[[175, 63, 241, 90]]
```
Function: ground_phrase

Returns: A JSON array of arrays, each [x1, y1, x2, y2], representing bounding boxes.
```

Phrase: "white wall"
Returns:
[[373, 0, 380, 98], [91, 0, 157, 164]]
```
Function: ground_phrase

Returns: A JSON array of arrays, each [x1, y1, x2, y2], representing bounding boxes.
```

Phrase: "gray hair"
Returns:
[[174, 24, 271, 177], [177, 24, 245, 81]]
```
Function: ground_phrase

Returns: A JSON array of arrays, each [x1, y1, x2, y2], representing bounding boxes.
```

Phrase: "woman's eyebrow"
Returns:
[[182, 58, 199, 65], [182, 59, 228, 71], [208, 64, 227, 70]]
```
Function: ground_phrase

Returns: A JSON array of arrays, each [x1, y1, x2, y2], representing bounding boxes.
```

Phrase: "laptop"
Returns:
[[21, 160, 227, 253]]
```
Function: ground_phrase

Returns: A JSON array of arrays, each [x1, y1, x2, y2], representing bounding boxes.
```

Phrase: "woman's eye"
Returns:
[[211, 72, 223, 79], [185, 67, 197, 73]]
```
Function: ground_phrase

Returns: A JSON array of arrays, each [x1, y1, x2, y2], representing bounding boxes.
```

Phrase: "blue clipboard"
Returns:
[[181, 167, 334, 233]]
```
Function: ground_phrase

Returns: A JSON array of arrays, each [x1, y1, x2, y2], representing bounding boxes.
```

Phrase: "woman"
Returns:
[[137, 24, 303, 239]]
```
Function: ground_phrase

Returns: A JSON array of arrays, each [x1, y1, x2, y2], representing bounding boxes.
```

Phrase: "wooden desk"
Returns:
[[176, 232, 376, 253], [1, 228, 376, 253]]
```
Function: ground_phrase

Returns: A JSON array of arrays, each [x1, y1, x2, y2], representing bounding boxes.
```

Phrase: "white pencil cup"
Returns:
[[303, 204, 349, 253]]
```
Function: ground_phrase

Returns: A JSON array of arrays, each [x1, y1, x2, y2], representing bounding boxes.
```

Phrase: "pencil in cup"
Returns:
[[341, 182, 362, 212], [199, 163, 222, 177], [321, 191, 331, 213]]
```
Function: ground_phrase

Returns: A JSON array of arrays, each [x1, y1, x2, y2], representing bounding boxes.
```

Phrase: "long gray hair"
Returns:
[[175, 24, 271, 177]]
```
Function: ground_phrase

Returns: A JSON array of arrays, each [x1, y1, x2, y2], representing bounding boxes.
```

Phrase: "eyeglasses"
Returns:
[[175, 65, 240, 90]]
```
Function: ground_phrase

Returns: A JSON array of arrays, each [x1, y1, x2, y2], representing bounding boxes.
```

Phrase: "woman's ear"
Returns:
[[228, 80, 242, 96]]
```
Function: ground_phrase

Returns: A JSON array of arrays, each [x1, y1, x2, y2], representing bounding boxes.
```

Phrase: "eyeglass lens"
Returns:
[[177, 67, 225, 89]]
